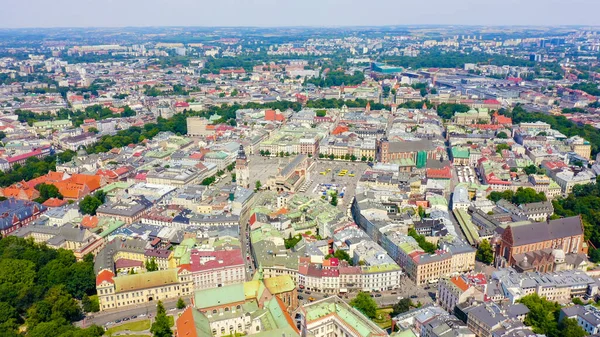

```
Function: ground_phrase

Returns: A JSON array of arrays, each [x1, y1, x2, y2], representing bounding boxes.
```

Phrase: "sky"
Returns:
[[1, 0, 599, 28]]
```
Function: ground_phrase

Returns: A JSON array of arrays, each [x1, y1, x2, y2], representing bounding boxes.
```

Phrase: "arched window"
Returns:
[[225, 307, 229, 312]]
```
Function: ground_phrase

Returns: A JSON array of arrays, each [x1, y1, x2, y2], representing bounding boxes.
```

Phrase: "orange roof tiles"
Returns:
[[450, 276, 470, 292], [96, 270, 114, 286], [42, 198, 67, 208], [81, 215, 99, 229], [175, 307, 198, 337], [2, 181, 39, 201]]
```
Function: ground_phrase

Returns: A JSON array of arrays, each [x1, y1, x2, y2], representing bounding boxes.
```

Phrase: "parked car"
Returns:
[[131, 315, 137, 319], [304, 291, 311, 295], [298, 295, 304, 300], [122, 317, 130, 321], [375, 294, 382, 297], [115, 319, 122, 324], [410, 295, 418, 299]]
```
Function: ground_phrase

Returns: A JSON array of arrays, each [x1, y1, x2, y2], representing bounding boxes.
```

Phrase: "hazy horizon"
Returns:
[[2, 0, 600, 29]]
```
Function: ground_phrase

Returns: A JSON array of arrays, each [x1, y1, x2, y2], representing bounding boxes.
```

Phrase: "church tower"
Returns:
[[236, 145, 250, 189]]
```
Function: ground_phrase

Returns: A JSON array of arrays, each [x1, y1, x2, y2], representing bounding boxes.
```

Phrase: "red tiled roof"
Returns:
[[426, 166, 452, 179], [189, 249, 244, 272], [42, 198, 67, 208], [96, 270, 114, 286], [450, 276, 470, 292]]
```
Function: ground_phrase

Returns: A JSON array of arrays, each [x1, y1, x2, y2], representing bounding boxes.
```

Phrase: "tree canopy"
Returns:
[[305, 70, 364, 87], [78, 190, 106, 215], [0, 236, 99, 336], [435, 103, 470, 120], [408, 228, 437, 254], [150, 301, 173, 337], [349, 292, 378, 319], [519, 293, 586, 337], [476, 240, 494, 264], [488, 187, 547, 205]]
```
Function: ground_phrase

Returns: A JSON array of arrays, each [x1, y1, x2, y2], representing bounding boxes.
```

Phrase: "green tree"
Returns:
[[88, 127, 99, 134], [176, 298, 186, 310], [523, 165, 538, 175], [34, 183, 63, 203], [349, 292, 377, 319], [476, 240, 494, 264], [408, 228, 436, 254], [350, 155, 357, 161], [145, 258, 158, 272], [255, 180, 262, 191], [496, 131, 508, 139], [331, 250, 352, 265], [330, 191, 338, 206], [559, 318, 587, 337], [392, 298, 412, 315], [361, 156, 367, 162], [496, 143, 511, 153], [201, 176, 216, 185], [82, 295, 99, 313], [328, 154, 335, 160], [79, 195, 103, 215], [150, 301, 173, 337], [519, 293, 560, 337]]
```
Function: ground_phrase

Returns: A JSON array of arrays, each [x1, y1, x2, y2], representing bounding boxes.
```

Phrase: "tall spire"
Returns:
[[237, 145, 246, 160]]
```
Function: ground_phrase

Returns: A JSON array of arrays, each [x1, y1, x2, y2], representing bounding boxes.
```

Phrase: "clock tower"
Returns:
[[235, 145, 250, 188]]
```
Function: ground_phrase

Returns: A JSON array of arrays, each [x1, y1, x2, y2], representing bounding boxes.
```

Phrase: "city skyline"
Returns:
[[2, 0, 600, 28]]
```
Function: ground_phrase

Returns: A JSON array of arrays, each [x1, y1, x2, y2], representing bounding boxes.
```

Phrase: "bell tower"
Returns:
[[235, 145, 250, 188]]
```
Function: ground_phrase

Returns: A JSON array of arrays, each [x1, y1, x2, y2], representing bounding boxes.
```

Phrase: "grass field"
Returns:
[[105, 319, 151, 334]]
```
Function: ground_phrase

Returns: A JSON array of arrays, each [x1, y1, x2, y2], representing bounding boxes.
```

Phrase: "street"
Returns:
[[78, 297, 185, 329], [297, 276, 434, 308]]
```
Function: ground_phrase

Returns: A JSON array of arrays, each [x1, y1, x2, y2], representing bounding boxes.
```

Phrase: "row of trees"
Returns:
[[383, 50, 535, 69], [571, 81, 600, 96], [408, 228, 437, 254], [15, 104, 136, 127], [488, 187, 548, 205]]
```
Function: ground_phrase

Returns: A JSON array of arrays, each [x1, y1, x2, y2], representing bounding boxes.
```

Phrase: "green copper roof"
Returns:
[[194, 283, 245, 309]]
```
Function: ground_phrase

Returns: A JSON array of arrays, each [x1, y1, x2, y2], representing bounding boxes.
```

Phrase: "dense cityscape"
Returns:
[[1, 23, 600, 337]]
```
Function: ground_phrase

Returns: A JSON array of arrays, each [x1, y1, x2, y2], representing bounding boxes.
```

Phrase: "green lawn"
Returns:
[[168, 315, 174, 327], [373, 308, 393, 329], [105, 319, 151, 334]]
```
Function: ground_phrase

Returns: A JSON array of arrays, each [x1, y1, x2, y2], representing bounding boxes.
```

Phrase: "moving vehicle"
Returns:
[[308, 297, 315, 302], [320, 171, 327, 175]]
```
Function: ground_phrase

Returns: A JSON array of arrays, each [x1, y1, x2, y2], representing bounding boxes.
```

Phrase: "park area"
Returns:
[[104, 316, 174, 336]]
